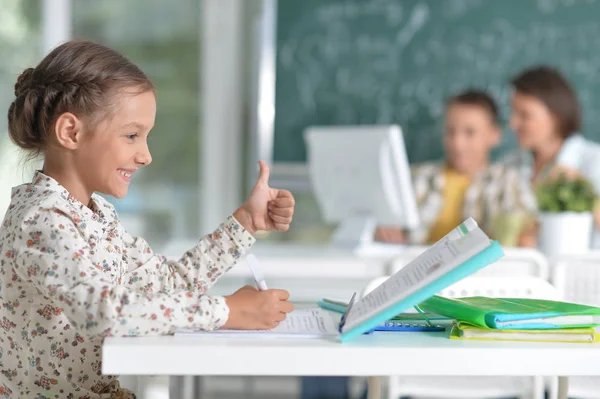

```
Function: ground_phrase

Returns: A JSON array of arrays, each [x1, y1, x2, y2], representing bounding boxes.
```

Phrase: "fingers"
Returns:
[[273, 222, 290, 232], [273, 302, 293, 324], [270, 194, 294, 208], [268, 213, 293, 225], [268, 204, 293, 217], [269, 198, 294, 231], [255, 289, 293, 329], [279, 300, 294, 313], [268, 195, 294, 230], [275, 188, 294, 199], [267, 199, 293, 231], [258, 190, 293, 234], [275, 312, 287, 322], [268, 321, 280, 329], [255, 321, 277, 330], [268, 289, 290, 301]]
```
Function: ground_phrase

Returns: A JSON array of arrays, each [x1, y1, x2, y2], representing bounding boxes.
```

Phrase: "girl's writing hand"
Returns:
[[222, 285, 294, 330], [233, 160, 295, 234]]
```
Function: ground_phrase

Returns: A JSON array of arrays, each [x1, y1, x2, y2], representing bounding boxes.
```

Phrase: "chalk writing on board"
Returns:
[[275, 0, 600, 163]]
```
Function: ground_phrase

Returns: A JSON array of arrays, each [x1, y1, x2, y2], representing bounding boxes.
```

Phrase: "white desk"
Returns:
[[103, 331, 596, 399]]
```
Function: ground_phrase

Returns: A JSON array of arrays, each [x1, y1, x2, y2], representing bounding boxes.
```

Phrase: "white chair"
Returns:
[[549, 255, 600, 399], [478, 247, 550, 279], [388, 246, 550, 279], [362, 276, 560, 399], [552, 253, 600, 306]]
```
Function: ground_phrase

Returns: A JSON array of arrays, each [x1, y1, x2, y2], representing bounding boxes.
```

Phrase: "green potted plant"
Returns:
[[535, 173, 596, 257]]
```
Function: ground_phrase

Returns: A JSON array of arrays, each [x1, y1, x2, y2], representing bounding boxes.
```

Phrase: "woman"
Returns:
[[505, 65, 600, 190], [505, 65, 600, 246]]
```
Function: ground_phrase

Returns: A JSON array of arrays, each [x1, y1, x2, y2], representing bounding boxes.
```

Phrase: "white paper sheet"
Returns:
[[175, 308, 339, 338]]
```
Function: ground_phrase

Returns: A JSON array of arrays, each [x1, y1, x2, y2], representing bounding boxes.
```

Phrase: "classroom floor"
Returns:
[[170, 376, 367, 399], [208, 394, 296, 399]]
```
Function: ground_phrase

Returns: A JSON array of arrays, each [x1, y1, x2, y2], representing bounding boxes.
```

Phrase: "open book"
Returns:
[[338, 218, 503, 342]]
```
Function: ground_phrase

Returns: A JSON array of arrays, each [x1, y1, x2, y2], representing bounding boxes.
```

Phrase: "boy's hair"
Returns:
[[446, 89, 500, 125], [510, 65, 581, 139], [7, 40, 155, 160]]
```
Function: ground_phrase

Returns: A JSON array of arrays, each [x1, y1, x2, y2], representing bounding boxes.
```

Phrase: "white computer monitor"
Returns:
[[304, 125, 419, 251]]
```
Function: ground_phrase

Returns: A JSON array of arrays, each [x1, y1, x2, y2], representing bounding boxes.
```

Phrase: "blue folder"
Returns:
[[337, 240, 504, 343]]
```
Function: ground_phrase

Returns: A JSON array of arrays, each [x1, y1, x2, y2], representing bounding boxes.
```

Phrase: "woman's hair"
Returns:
[[510, 65, 581, 139], [447, 89, 500, 125], [7, 40, 155, 159]]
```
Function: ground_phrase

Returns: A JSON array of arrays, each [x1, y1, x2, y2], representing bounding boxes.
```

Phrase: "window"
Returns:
[[0, 0, 41, 218], [73, 0, 202, 249]]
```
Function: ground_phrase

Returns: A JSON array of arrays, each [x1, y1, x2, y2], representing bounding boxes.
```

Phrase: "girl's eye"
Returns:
[[126, 133, 138, 140]]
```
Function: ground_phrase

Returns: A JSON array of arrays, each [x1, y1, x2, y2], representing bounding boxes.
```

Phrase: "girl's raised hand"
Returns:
[[234, 161, 295, 234]]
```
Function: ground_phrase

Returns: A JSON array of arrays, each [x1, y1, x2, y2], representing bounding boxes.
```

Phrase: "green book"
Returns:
[[450, 322, 600, 343], [418, 296, 600, 330]]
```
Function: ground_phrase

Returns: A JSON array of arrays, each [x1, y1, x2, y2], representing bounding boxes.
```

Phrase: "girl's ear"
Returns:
[[54, 112, 84, 150]]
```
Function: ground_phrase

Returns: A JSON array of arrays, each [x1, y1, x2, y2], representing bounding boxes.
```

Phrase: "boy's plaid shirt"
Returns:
[[408, 162, 537, 244]]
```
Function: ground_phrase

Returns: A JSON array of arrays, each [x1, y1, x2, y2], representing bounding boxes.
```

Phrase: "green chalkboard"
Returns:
[[273, 0, 600, 163]]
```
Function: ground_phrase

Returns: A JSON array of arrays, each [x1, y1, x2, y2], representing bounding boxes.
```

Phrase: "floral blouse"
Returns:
[[0, 171, 255, 398]]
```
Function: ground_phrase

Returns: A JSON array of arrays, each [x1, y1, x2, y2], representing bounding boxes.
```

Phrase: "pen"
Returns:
[[414, 305, 434, 327], [246, 254, 268, 291]]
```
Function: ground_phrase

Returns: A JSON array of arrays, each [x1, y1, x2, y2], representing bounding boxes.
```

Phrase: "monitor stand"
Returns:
[[330, 216, 406, 257]]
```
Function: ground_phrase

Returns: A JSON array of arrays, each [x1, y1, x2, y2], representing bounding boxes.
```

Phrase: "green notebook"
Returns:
[[419, 296, 600, 330], [450, 322, 600, 343]]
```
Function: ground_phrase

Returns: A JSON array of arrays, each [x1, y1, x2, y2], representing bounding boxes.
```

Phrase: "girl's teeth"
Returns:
[[120, 171, 132, 178]]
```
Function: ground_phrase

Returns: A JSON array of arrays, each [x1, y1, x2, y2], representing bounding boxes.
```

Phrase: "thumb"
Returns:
[[256, 160, 270, 187]]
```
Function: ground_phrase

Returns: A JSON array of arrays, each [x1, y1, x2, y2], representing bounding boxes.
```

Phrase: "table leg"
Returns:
[[137, 375, 170, 399], [193, 376, 204, 399], [244, 376, 254, 398], [367, 376, 382, 399], [557, 376, 569, 399]]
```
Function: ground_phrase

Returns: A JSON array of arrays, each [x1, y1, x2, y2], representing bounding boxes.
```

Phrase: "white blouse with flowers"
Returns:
[[0, 171, 255, 398]]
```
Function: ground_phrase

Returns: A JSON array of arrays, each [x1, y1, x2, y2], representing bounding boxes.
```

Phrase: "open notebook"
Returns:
[[177, 218, 504, 343]]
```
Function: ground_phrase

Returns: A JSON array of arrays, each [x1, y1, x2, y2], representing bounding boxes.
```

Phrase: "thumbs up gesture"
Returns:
[[233, 161, 295, 234]]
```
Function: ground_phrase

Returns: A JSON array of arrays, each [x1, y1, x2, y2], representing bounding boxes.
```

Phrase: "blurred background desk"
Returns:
[[163, 241, 407, 302]]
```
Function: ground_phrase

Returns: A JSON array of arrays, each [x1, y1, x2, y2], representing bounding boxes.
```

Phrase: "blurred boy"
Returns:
[[376, 90, 536, 245]]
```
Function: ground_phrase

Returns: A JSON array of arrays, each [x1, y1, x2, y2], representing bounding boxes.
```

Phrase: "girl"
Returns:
[[1, 40, 295, 398]]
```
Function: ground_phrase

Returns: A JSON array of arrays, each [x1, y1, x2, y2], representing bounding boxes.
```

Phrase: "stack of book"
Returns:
[[418, 296, 600, 343]]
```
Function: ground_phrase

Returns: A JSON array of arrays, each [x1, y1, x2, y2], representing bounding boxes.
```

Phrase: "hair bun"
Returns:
[[14, 68, 35, 97]]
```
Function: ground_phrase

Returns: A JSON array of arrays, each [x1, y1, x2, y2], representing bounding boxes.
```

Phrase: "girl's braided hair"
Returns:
[[8, 40, 154, 159]]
